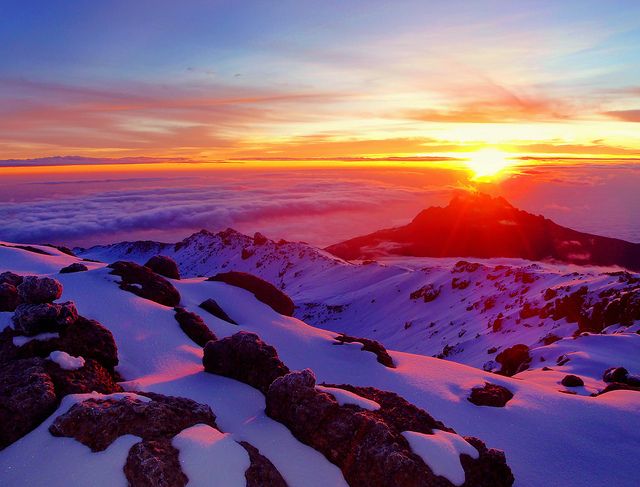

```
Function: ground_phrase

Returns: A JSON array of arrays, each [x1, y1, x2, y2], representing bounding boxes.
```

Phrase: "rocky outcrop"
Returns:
[[595, 382, 640, 396], [0, 271, 24, 287], [109, 261, 181, 307], [334, 333, 395, 368], [0, 282, 20, 312], [266, 370, 514, 487], [468, 383, 514, 407], [12, 302, 78, 336], [59, 263, 89, 274], [561, 375, 584, 387], [144, 256, 181, 280], [174, 308, 217, 346], [44, 358, 122, 396], [239, 441, 288, 487], [60, 316, 119, 370], [49, 393, 217, 452], [199, 298, 238, 325], [496, 344, 531, 376], [17, 276, 63, 304], [603, 367, 640, 387], [203, 332, 289, 394], [207, 271, 294, 316], [124, 439, 188, 487]]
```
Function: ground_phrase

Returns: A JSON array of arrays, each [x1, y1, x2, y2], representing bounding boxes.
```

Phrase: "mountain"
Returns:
[[1, 240, 639, 486], [325, 192, 640, 270]]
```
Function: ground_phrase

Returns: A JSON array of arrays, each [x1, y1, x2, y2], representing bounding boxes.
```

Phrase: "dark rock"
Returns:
[[603, 367, 629, 383], [203, 332, 289, 394], [596, 382, 640, 395], [109, 261, 181, 307], [174, 308, 217, 346], [17, 276, 63, 304], [0, 282, 20, 312], [59, 316, 119, 370], [239, 441, 288, 487], [0, 327, 62, 364], [334, 333, 395, 368], [253, 232, 268, 245], [496, 344, 531, 376], [541, 333, 561, 345], [45, 357, 122, 396], [144, 256, 180, 280], [561, 375, 584, 387], [124, 439, 188, 487], [241, 247, 255, 260], [12, 301, 78, 336], [198, 298, 238, 325], [266, 370, 514, 487], [468, 383, 514, 407], [410, 284, 441, 303], [0, 243, 51, 255], [207, 271, 294, 316], [49, 393, 217, 451], [0, 358, 58, 450], [59, 263, 89, 274], [0, 271, 24, 287]]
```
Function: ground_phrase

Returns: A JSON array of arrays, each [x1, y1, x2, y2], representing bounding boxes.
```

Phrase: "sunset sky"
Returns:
[[1, 0, 640, 162]]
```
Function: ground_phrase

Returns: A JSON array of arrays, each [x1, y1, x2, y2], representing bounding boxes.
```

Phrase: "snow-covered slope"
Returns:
[[1, 240, 638, 486], [80, 229, 640, 372]]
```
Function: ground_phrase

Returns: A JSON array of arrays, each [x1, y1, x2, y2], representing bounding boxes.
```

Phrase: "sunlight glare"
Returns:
[[465, 149, 515, 180]]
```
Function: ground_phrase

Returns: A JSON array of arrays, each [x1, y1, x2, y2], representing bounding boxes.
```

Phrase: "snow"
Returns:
[[12, 332, 59, 347], [402, 430, 479, 486], [316, 385, 381, 410], [172, 424, 249, 487], [48, 350, 85, 370]]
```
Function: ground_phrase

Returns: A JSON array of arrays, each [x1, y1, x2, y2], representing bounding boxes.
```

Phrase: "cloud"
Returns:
[[604, 109, 640, 122]]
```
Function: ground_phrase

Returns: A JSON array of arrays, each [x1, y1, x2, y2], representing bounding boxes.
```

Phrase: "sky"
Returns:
[[1, 0, 640, 160]]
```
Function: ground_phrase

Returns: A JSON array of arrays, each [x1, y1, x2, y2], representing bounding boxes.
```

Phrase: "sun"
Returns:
[[465, 149, 515, 180]]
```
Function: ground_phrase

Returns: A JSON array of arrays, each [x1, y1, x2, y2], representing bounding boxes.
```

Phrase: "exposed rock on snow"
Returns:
[[468, 383, 514, 408], [124, 439, 187, 487], [239, 441, 288, 487], [108, 261, 181, 307], [561, 375, 584, 387], [49, 393, 217, 452], [45, 358, 122, 397], [144, 255, 181, 280], [0, 282, 20, 312], [59, 263, 88, 274], [207, 271, 295, 316], [48, 350, 85, 370], [12, 332, 59, 347], [316, 385, 381, 410], [17, 276, 63, 304], [174, 307, 217, 346], [202, 331, 290, 394], [0, 271, 24, 287], [334, 333, 395, 368], [12, 301, 78, 336], [496, 344, 531, 376], [60, 316, 119, 371], [198, 297, 238, 325]]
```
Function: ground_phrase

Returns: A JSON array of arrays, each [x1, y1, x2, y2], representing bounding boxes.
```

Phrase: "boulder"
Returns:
[[0, 271, 23, 287], [561, 375, 584, 387], [124, 439, 188, 487], [17, 276, 63, 304], [239, 441, 288, 487], [174, 308, 217, 346], [595, 382, 640, 396], [12, 301, 78, 336], [109, 261, 181, 307], [59, 263, 89, 274], [0, 282, 20, 312], [603, 367, 629, 383], [496, 344, 531, 376], [198, 298, 237, 325], [45, 358, 122, 396], [334, 333, 395, 368], [207, 271, 294, 316], [203, 332, 289, 394], [0, 358, 58, 450], [49, 392, 217, 451], [60, 316, 119, 370], [144, 256, 180, 280], [468, 383, 514, 407]]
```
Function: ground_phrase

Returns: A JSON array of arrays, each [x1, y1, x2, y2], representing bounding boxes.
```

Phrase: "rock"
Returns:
[[203, 332, 289, 394], [45, 358, 122, 396], [541, 333, 561, 345], [59, 263, 89, 274], [0, 358, 58, 450], [174, 308, 217, 346], [124, 439, 188, 487], [198, 298, 237, 325], [60, 316, 119, 370], [109, 261, 181, 307], [253, 232, 268, 245], [334, 333, 395, 368], [496, 344, 531, 376], [49, 392, 217, 452], [0, 282, 20, 312], [409, 284, 441, 303], [239, 441, 288, 487], [595, 382, 640, 396], [468, 383, 514, 407], [603, 367, 629, 383], [241, 247, 255, 260], [144, 256, 181, 280], [561, 375, 584, 387], [17, 276, 63, 304], [12, 301, 78, 336], [266, 370, 514, 487], [207, 271, 294, 316], [0, 271, 24, 287]]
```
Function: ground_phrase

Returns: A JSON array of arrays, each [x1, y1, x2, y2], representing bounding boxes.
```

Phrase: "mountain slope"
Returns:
[[325, 193, 640, 270]]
